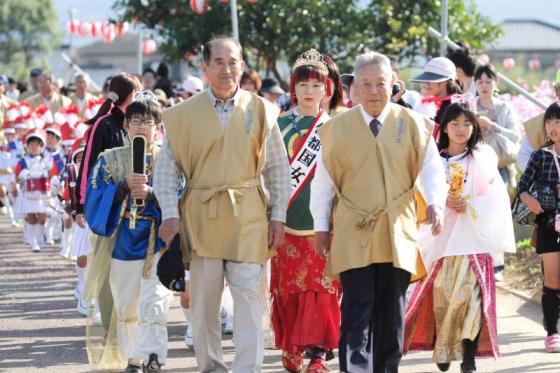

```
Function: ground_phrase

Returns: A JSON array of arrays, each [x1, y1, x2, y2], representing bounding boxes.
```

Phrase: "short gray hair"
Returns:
[[74, 72, 90, 82], [353, 51, 392, 79]]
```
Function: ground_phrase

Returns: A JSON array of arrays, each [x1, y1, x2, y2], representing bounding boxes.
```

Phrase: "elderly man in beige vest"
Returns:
[[153, 37, 290, 373], [71, 73, 98, 119], [27, 72, 71, 112], [310, 51, 447, 372]]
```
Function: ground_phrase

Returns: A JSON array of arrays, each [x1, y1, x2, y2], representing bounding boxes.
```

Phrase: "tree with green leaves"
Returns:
[[115, 0, 501, 86], [0, 0, 61, 80]]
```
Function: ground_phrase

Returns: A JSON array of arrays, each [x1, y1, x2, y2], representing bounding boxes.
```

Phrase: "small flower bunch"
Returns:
[[447, 163, 466, 198]]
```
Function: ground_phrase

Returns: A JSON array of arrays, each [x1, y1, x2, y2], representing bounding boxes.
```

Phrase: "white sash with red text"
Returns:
[[288, 110, 330, 208]]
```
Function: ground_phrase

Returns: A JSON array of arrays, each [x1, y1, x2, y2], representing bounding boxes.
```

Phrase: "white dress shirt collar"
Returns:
[[359, 103, 392, 127]]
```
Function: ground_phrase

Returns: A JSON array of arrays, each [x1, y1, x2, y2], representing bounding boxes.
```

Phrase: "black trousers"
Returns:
[[339, 263, 411, 373]]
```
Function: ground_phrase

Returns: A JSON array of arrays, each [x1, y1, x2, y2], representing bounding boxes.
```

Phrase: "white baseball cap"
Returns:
[[410, 57, 457, 83], [182, 76, 204, 95]]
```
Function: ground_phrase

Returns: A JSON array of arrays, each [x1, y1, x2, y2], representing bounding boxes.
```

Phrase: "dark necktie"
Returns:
[[369, 118, 381, 137]]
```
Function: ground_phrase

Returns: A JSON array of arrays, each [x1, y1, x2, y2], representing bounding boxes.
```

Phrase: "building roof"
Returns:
[[78, 33, 142, 57], [491, 19, 560, 52]]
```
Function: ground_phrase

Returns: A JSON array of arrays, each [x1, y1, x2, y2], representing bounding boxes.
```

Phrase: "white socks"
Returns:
[[30, 224, 45, 248], [45, 219, 54, 244], [2, 196, 14, 220], [61, 227, 72, 256], [23, 222, 29, 244], [182, 307, 192, 323], [75, 263, 87, 301]]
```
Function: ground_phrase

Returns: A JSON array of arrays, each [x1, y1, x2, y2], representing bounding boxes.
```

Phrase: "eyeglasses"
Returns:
[[128, 118, 157, 128]]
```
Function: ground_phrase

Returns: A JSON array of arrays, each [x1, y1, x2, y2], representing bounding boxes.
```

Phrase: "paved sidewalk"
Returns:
[[0, 216, 558, 372]]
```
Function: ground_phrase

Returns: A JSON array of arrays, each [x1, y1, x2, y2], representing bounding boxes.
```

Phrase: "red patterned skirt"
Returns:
[[270, 233, 340, 352], [404, 254, 499, 360]]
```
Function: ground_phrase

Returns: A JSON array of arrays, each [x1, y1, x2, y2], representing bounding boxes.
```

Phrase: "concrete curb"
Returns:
[[496, 282, 541, 305]]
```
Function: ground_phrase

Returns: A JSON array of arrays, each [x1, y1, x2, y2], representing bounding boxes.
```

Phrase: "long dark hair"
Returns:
[[438, 102, 483, 159], [445, 79, 463, 95], [323, 55, 344, 112], [85, 72, 141, 125], [543, 101, 560, 147]]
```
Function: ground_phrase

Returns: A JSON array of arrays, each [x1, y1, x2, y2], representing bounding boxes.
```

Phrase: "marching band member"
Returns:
[[14, 130, 56, 252], [44, 124, 65, 245], [65, 138, 89, 314]]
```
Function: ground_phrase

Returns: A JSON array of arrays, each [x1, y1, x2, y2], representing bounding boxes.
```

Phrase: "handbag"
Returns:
[[512, 185, 537, 226]]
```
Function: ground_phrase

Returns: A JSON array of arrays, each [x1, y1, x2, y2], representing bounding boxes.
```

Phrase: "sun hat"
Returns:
[[410, 57, 457, 83]]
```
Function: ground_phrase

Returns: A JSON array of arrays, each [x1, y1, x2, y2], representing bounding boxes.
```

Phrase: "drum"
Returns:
[[24, 177, 50, 195]]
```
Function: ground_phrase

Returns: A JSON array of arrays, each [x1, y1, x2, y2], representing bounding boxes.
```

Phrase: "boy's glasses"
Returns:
[[129, 119, 157, 128]]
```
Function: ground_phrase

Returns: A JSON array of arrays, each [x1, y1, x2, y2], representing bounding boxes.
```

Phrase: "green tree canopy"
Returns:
[[115, 0, 501, 86], [0, 0, 61, 80]]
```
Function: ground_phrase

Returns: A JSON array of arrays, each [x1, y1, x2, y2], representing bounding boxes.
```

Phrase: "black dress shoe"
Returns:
[[124, 363, 143, 373], [460, 364, 476, 373], [437, 362, 451, 371], [145, 353, 162, 372]]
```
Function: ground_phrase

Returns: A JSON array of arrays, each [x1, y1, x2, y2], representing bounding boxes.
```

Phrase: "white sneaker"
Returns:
[[31, 244, 41, 252], [11, 220, 20, 227], [45, 239, 55, 246], [184, 323, 194, 348], [59, 248, 70, 259], [1, 206, 7, 215], [224, 315, 233, 335], [220, 307, 227, 328], [77, 298, 88, 317], [92, 311, 102, 325], [494, 270, 504, 282]]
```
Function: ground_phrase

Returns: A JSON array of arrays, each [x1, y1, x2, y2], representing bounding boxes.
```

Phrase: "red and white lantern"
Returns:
[[91, 21, 102, 37], [101, 22, 116, 43], [190, 0, 207, 15], [78, 21, 93, 37], [478, 53, 490, 65], [502, 57, 515, 71], [115, 21, 129, 37], [142, 39, 157, 55], [528, 58, 540, 72], [67, 20, 80, 34]]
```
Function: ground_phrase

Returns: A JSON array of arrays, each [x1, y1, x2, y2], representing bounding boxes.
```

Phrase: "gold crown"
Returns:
[[293, 48, 328, 73]]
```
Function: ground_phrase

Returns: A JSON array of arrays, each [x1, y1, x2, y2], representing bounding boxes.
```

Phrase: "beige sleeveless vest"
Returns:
[[163, 90, 279, 265], [319, 104, 432, 277], [523, 112, 546, 149]]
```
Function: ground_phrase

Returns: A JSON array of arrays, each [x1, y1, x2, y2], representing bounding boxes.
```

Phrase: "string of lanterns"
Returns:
[[66, 19, 157, 55], [190, 0, 257, 16], [67, 20, 129, 43]]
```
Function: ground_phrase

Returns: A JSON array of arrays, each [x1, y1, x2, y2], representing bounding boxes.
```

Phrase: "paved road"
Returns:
[[0, 216, 558, 372]]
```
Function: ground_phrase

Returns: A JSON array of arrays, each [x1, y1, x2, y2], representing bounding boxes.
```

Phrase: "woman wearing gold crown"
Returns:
[[270, 48, 340, 373]]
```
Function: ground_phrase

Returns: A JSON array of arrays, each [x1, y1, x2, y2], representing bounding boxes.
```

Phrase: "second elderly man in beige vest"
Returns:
[[310, 51, 447, 372], [153, 37, 290, 373]]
